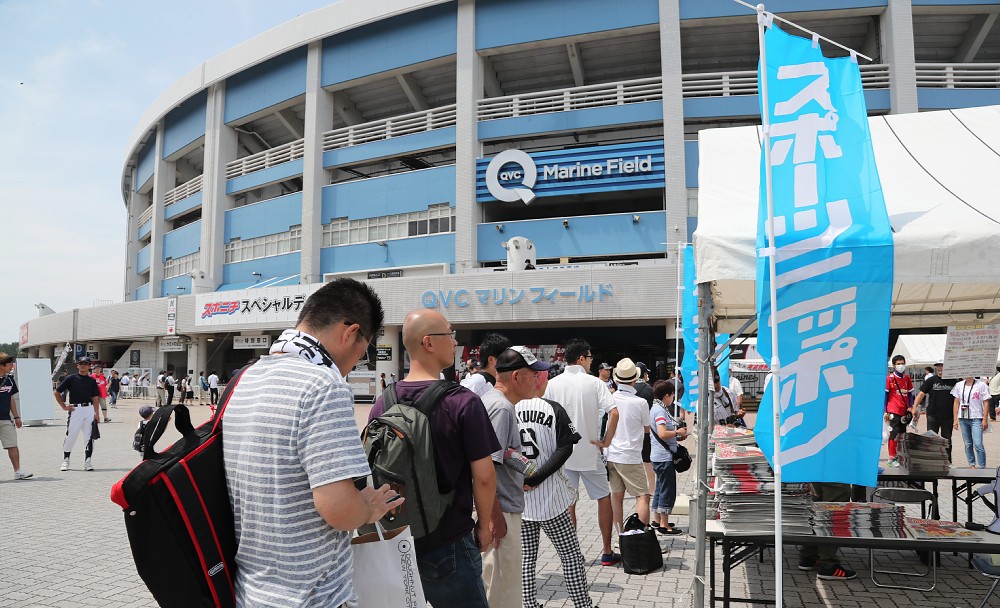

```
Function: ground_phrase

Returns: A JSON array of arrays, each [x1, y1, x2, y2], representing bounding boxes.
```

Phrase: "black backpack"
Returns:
[[132, 420, 147, 453], [111, 367, 247, 608], [360, 380, 456, 545]]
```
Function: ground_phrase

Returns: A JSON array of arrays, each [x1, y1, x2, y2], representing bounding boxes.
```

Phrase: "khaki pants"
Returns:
[[482, 512, 522, 608]]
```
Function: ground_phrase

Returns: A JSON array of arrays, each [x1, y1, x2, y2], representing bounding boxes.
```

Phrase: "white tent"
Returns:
[[890, 334, 947, 368], [694, 105, 1000, 331]]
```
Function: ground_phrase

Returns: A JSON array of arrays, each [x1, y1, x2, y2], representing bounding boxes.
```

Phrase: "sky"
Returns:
[[0, 0, 337, 343]]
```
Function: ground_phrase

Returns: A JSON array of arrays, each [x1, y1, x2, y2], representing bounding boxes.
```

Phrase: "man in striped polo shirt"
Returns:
[[222, 278, 402, 608]]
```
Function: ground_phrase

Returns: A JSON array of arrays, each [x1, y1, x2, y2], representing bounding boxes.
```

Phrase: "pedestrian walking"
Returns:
[[207, 370, 220, 406], [54, 357, 101, 471], [885, 355, 913, 467], [0, 353, 32, 480], [155, 371, 166, 406], [93, 365, 111, 422], [164, 371, 176, 406], [198, 371, 208, 405], [912, 363, 956, 460], [108, 371, 121, 408]]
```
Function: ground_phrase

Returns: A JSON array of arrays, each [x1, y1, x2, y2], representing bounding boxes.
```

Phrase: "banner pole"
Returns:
[[675, 241, 683, 408], [756, 4, 784, 606]]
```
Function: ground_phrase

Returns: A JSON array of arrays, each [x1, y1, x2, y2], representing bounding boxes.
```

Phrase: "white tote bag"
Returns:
[[351, 524, 426, 608]]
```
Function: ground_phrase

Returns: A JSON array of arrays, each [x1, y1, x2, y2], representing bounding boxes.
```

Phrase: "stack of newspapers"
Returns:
[[898, 431, 950, 474], [711, 441, 814, 535], [812, 502, 909, 538]]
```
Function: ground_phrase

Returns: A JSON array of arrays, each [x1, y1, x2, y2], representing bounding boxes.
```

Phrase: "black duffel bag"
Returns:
[[619, 513, 664, 575]]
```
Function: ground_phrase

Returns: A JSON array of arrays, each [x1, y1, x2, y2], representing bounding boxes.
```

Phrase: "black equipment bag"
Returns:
[[619, 513, 664, 575], [110, 367, 248, 608]]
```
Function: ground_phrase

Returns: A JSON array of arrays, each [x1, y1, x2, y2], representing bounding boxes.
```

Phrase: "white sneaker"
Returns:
[[84, 458, 94, 471], [60, 458, 69, 471], [14, 470, 32, 480]]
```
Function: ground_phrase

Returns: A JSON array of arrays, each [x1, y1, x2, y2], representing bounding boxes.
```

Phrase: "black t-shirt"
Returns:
[[920, 375, 958, 419], [56, 373, 100, 405], [110, 377, 121, 391], [635, 381, 654, 408], [0, 376, 18, 420]]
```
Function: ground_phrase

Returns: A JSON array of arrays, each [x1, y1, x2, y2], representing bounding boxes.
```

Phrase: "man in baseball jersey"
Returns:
[[544, 338, 619, 565], [53, 357, 101, 471], [480, 346, 550, 608], [517, 367, 591, 608]]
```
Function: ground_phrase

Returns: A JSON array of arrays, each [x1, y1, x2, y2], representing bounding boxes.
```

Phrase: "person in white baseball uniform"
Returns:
[[53, 357, 101, 471], [517, 367, 592, 608], [544, 338, 620, 566]]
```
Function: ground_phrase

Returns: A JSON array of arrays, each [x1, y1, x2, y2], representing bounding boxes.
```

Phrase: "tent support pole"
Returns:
[[693, 280, 715, 607]]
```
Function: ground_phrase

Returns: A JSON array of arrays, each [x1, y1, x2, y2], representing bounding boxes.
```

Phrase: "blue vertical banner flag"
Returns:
[[680, 246, 700, 413], [754, 25, 893, 486]]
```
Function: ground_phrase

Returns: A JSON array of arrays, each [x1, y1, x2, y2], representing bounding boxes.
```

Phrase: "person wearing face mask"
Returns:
[[884, 355, 913, 468], [952, 375, 991, 468]]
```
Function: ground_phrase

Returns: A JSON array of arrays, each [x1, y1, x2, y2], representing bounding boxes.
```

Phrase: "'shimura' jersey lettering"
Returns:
[[518, 409, 554, 427], [516, 397, 581, 522]]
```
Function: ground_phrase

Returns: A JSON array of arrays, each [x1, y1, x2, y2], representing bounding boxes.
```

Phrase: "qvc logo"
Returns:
[[485, 149, 537, 204]]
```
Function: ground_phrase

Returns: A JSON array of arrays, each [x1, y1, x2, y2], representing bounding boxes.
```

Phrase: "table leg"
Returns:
[[710, 538, 716, 608], [723, 538, 731, 608], [953, 479, 959, 522]]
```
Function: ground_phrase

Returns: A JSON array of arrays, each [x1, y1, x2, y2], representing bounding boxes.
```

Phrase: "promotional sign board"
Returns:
[[159, 338, 186, 352], [196, 288, 312, 327], [476, 141, 665, 203], [943, 324, 1000, 379], [753, 25, 893, 487], [14, 359, 54, 422], [130, 350, 141, 367], [376, 345, 393, 361], [234, 335, 270, 350]]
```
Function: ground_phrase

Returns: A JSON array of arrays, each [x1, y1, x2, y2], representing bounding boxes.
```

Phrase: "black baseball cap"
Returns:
[[495, 346, 551, 373], [76, 356, 92, 364], [636, 362, 649, 377]]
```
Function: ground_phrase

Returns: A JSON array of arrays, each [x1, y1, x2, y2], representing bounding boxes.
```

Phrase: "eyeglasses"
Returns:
[[427, 330, 457, 339], [584, 354, 593, 359]]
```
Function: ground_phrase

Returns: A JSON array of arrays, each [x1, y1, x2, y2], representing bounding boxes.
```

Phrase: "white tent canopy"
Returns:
[[694, 105, 1000, 331]]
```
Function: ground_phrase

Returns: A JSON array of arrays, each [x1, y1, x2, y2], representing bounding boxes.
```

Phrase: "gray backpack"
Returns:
[[361, 380, 455, 544]]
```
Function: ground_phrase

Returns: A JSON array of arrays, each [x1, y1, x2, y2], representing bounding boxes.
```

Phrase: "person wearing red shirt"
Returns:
[[93, 365, 111, 423], [884, 355, 913, 467]]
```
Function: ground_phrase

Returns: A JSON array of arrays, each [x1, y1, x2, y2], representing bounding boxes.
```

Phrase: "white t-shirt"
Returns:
[[544, 365, 617, 472], [460, 373, 490, 397], [208, 374, 220, 389], [156, 374, 164, 389], [606, 384, 651, 465], [951, 380, 990, 419], [729, 377, 744, 397]]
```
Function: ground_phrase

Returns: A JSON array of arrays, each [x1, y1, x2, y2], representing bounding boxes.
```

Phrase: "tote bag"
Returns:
[[351, 524, 426, 608]]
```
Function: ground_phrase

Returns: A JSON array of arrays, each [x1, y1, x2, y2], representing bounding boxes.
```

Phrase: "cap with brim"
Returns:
[[598, 362, 613, 370], [76, 357, 92, 364], [495, 346, 551, 373], [139, 406, 154, 418], [636, 362, 649, 377], [614, 358, 639, 383]]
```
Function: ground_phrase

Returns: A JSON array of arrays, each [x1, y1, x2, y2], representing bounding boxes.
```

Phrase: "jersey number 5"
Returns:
[[520, 428, 539, 460]]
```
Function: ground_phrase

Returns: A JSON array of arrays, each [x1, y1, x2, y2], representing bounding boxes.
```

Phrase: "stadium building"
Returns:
[[19, 0, 1000, 395]]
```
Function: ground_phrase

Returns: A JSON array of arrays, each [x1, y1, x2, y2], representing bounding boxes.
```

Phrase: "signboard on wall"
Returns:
[[476, 140, 665, 203], [376, 345, 393, 361], [18, 323, 28, 347], [159, 338, 185, 352], [167, 298, 177, 335], [196, 288, 312, 327], [943, 324, 1000, 378], [130, 350, 141, 367], [234, 335, 270, 350]]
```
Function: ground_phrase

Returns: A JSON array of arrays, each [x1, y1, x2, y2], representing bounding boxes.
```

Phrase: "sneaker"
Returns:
[[798, 557, 820, 571], [600, 552, 622, 566], [60, 458, 69, 471], [104, 418, 111, 423], [887, 457, 901, 468], [14, 470, 32, 480], [817, 564, 857, 580], [84, 458, 94, 471]]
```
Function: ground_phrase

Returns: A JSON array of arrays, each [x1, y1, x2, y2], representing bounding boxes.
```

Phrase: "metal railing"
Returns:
[[915, 63, 1000, 88], [164, 174, 203, 206], [225, 138, 305, 180], [478, 77, 663, 120], [681, 64, 890, 98], [137, 205, 153, 226], [322, 104, 457, 151]]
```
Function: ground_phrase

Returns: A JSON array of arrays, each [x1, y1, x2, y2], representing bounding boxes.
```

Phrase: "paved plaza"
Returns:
[[2, 400, 1000, 607]]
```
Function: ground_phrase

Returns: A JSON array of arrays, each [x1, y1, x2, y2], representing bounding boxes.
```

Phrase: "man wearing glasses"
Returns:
[[544, 338, 620, 566], [369, 309, 500, 608], [222, 278, 401, 608]]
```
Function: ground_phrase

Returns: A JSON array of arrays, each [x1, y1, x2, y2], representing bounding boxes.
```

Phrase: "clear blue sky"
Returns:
[[0, 0, 336, 343]]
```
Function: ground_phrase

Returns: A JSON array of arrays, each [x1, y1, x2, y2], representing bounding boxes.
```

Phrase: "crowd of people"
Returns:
[[217, 278, 696, 607], [887, 355, 1000, 469]]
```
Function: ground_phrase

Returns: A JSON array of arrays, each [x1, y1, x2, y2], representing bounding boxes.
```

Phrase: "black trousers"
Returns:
[[926, 415, 953, 461]]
